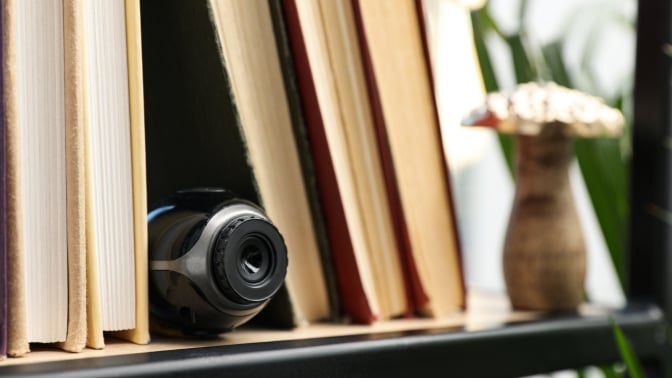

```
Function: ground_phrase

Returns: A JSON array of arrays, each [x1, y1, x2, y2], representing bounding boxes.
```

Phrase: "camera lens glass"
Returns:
[[237, 235, 273, 284]]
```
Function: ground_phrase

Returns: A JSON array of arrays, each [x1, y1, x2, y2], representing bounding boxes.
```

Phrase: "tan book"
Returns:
[[354, 0, 465, 317], [113, 0, 150, 346], [61, 0, 88, 353], [3, 0, 29, 358], [82, 0, 149, 347]]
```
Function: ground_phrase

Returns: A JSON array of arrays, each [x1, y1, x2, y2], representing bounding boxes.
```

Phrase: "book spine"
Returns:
[[267, 0, 340, 323], [61, 0, 87, 352], [413, 0, 466, 309], [283, 0, 375, 324], [3, 0, 28, 357], [111, 0, 150, 345], [350, 0, 428, 315], [0, 0, 6, 359]]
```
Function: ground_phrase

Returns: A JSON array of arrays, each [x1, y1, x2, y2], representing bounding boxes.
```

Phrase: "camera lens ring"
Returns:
[[212, 216, 288, 304]]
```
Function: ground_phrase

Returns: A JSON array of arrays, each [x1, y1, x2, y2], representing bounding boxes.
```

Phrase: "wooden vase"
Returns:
[[503, 125, 586, 311]]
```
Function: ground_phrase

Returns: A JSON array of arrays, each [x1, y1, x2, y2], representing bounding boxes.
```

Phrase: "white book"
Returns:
[[83, 0, 136, 331], [15, 0, 69, 343]]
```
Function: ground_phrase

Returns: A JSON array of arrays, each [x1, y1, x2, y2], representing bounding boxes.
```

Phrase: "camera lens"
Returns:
[[238, 236, 272, 283], [212, 216, 287, 304]]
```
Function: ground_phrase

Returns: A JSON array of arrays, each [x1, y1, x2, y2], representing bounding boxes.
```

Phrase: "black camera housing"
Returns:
[[148, 188, 288, 336]]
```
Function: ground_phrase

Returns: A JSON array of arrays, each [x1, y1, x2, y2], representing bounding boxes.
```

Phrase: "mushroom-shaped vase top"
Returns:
[[462, 82, 625, 137]]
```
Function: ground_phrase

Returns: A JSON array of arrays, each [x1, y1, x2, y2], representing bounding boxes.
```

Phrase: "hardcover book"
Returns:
[[283, 0, 409, 323], [353, 0, 466, 317]]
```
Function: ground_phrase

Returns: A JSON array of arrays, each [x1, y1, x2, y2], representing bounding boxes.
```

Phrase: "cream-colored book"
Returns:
[[5, 0, 73, 355], [4, 0, 91, 356], [113, 0, 150, 346], [82, 0, 149, 347], [208, 0, 331, 325]]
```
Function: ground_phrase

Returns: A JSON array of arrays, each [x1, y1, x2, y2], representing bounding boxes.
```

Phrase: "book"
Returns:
[[0, 0, 5, 360], [141, 0, 331, 327], [283, 0, 408, 323], [353, 0, 466, 317], [61, 0, 88, 353], [1, 0, 148, 355], [81, 0, 149, 348], [116, 0, 150, 346], [267, 0, 340, 322], [420, 0, 510, 295], [2, 0, 25, 358], [4, 0, 70, 355], [208, 0, 332, 325]]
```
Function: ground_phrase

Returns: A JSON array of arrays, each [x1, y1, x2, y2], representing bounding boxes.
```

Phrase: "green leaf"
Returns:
[[518, 0, 529, 30], [470, 10, 500, 93], [611, 318, 646, 378], [497, 135, 515, 175], [472, 5, 505, 38], [575, 138, 628, 284], [541, 41, 572, 87], [504, 33, 537, 83], [470, 9, 515, 174]]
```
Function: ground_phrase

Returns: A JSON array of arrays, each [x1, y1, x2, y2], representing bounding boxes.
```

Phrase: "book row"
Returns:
[[0, 0, 465, 359]]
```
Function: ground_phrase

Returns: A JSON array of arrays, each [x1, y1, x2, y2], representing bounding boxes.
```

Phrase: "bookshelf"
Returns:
[[0, 302, 665, 377], [0, 0, 671, 376]]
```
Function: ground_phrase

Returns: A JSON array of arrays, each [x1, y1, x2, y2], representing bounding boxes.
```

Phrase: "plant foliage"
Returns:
[[470, 0, 632, 284]]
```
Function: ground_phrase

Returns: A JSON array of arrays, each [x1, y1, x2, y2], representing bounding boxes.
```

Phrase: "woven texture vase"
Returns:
[[503, 126, 586, 311]]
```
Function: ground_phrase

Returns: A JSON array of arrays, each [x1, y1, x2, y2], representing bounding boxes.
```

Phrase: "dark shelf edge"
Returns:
[[1, 302, 667, 378]]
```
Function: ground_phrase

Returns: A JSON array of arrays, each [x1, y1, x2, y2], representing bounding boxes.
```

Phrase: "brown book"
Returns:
[[283, 0, 410, 323], [352, 0, 466, 317]]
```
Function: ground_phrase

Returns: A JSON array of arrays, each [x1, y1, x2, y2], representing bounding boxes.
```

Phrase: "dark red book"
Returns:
[[282, 0, 376, 324], [282, 0, 415, 323]]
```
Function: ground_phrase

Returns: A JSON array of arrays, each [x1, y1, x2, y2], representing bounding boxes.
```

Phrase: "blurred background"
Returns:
[[424, 0, 636, 375]]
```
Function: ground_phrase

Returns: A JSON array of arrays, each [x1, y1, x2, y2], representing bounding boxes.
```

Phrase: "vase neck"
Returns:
[[514, 127, 573, 198]]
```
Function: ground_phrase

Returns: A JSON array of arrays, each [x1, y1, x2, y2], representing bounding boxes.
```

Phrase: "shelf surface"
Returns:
[[0, 292, 666, 377]]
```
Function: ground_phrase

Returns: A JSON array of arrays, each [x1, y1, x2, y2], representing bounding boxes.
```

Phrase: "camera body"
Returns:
[[148, 188, 288, 336]]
